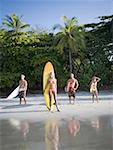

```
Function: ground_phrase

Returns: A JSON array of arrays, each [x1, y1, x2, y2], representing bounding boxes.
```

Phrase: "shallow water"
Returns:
[[0, 115, 113, 150]]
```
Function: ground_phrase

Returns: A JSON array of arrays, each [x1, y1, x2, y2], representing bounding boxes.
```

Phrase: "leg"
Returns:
[[68, 93, 71, 104], [73, 96, 75, 104], [92, 93, 94, 103], [72, 92, 76, 104], [69, 96, 71, 104], [49, 90, 52, 111], [24, 97, 26, 104], [19, 92, 22, 104], [20, 98, 22, 104], [53, 91, 60, 112], [24, 91, 27, 104], [68, 91, 72, 104], [95, 91, 99, 103]]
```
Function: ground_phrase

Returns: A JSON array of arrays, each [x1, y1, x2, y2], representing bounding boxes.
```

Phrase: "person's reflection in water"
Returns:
[[45, 119, 59, 150], [68, 117, 80, 137], [9, 119, 29, 139], [20, 120, 29, 139], [91, 117, 100, 130]]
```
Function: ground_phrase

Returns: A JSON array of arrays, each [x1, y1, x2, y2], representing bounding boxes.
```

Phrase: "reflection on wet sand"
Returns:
[[45, 119, 59, 150], [90, 117, 100, 130], [68, 117, 80, 137], [9, 119, 29, 138], [0, 115, 112, 150]]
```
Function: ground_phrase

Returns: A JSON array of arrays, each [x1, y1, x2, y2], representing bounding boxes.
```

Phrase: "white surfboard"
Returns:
[[7, 86, 19, 100]]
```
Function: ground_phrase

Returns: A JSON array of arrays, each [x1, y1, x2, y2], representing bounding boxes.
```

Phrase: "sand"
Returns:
[[0, 92, 113, 121]]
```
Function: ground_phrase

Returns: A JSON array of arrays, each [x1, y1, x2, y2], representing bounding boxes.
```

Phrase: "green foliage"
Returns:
[[2, 14, 30, 32], [0, 14, 112, 94], [53, 16, 85, 72]]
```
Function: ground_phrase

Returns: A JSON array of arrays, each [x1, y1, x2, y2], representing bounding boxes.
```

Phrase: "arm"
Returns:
[[25, 81, 28, 91], [55, 79, 57, 93], [67, 79, 70, 92], [74, 79, 79, 90], [96, 77, 101, 82]]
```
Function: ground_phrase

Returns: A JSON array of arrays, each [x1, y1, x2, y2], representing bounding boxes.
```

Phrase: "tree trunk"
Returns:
[[69, 50, 72, 73]]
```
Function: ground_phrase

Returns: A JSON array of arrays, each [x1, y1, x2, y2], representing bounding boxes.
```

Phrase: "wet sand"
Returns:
[[0, 93, 113, 150], [0, 115, 113, 150]]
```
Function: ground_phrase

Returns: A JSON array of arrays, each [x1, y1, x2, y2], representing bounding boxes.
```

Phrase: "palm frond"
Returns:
[[20, 24, 30, 29], [53, 24, 63, 30], [2, 14, 29, 31]]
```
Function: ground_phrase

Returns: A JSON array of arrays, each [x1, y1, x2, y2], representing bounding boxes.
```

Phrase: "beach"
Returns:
[[0, 91, 113, 150], [0, 91, 113, 120]]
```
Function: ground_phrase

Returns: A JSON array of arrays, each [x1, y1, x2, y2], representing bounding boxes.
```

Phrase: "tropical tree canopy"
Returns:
[[0, 14, 112, 95], [2, 14, 30, 32], [53, 16, 85, 72]]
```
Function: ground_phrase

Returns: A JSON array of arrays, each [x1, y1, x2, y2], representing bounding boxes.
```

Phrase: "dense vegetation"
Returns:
[[0, 14, 113, 94]]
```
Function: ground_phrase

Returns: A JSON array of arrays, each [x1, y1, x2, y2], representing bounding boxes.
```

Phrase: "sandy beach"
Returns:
[[0, 92, 113, 121]]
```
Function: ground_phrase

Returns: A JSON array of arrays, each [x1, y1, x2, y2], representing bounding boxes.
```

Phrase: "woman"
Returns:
[[44, 72, 60, 112], [90, 76, 101, 103]]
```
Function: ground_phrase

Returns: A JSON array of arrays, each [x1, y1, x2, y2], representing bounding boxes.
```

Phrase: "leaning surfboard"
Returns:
[[7, 86, 19, 100], [43, 62, 55, 111]]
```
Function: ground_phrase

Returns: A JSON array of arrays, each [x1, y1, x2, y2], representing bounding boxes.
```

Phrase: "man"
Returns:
[[19, 74, 28, 104], [67, 73, 79, 104]]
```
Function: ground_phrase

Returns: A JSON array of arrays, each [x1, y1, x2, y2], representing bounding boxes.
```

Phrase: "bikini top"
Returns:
[[49, 79, 55, 85], [91, 82, 97, 89]]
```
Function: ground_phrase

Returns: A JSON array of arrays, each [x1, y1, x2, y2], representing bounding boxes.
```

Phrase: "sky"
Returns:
[[0, 0, 113, 31]]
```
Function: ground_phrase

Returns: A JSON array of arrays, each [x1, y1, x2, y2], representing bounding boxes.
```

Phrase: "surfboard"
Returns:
[[43, 62, 55, 111], [7, 86, 19, 100]]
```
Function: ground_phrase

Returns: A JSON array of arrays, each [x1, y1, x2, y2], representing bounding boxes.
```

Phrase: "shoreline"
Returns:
[[0, 94, 113, 122]]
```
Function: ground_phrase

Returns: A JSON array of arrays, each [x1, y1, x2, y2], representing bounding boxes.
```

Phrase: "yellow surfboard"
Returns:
[[43, 62, 55, 110]]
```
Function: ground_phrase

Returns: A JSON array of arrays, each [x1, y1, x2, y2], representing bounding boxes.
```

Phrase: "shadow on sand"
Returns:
[[0, 109, 48, 114], [2, 104, 33, 109]]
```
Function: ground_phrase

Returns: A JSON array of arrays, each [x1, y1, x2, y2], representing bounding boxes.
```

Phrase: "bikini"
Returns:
[[91, 82, 97, 92], [49, 80, 56, 93]]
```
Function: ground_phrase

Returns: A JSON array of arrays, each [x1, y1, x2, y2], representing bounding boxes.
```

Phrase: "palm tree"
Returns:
[[2, 14, 30, 32], [53, 16, 85, 73]]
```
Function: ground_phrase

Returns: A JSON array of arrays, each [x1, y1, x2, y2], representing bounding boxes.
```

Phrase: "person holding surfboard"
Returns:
[[67, 73, 79, 104], [44, 72, 60, 112], [90, 76, 101, 103], [19, 74, 28, 104]]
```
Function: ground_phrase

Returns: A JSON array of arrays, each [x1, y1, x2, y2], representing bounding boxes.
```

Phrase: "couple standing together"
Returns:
[[44, 73, 79, 112]]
